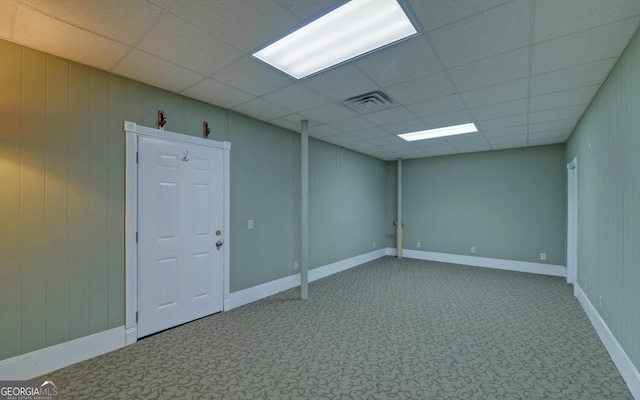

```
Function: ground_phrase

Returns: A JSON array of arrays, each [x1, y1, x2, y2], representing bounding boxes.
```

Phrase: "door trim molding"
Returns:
[[124, 121, 231, 345]]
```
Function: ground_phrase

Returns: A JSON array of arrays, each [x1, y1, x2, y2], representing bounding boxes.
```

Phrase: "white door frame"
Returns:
[[124, 121, 231, 345], [566, 156, 578, 286]]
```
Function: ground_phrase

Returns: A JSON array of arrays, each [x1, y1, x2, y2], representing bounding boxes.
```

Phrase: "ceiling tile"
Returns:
[[327, 117, 375, 133], [356, 36, 442, 87], [212, 56, 292, 96], [532, 18, 640, 75], [429, 0, 530, 68], [385, 71, 455, 105], [19, 0, 163, 44], [181, 78, 255, 109], [482, 125, 528, 138], [0, 1, 14, 37], [407, 94, 467, 119], [449, 48, 529, 92], [383, 119, 430, 135], [351, 127, 391, 140], [114, 50, 203, 93], [534, 0, 640, 43], [263, 83, 331, 113], [476, 114, 528, 131], [302, 64, 379, 102], [420, 110, 475, 129], [138, 14, 242, 76], [407, 0, 511, 31], [461, 78, 529, 108], [368, 135, 406, 146], [530, 58, 616, 96], [529, 85, 600, 113], [14, 5, 129, 70], [276, 0, 342, 21], [471, 99, 528, 121], [233, 98, 290, 121], [362, 107, 416, 126], [529, 118, 578, 133], [171, 0, 299, 53], [308, 124, 342, 139], [299, 103, 355, 124], [488, 134, 528, 149], [529, 104, 587, 124], [323, 133, 360, 145]]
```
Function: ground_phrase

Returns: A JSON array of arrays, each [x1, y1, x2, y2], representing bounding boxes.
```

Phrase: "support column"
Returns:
[[396, 159, 403, 259], [300, 120, 309, 299]]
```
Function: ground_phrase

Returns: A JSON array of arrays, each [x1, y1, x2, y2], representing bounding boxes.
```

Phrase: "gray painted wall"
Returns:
[[565, 27, 640, 372], [401, 145, 567, 266], [0, 39, 390, 360]]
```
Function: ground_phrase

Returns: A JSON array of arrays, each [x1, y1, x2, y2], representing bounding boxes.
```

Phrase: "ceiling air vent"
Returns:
[[343, 91, 394, 113]]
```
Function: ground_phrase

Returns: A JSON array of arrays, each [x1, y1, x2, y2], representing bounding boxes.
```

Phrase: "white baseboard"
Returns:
[[575, 285, 640, 398], [226, 249, 388, 311], [0, 326, 125, 380], [401, 249, 567, 277]]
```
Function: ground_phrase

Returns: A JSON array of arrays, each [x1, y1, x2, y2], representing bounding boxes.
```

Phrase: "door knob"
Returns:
[[216, 241, 223, 250]]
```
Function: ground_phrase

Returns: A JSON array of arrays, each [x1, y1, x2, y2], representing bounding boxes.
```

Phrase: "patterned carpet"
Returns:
[[41, 257, 632, 399]]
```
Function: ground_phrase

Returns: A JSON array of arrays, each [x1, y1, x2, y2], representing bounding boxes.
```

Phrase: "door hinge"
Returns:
[[136, 232, 138, 243], [136, 311, 138, 322], [136, 152, 139, 163]]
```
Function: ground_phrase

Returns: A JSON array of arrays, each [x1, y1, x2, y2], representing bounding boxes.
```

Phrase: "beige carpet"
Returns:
[[41, 257, 632, 399]]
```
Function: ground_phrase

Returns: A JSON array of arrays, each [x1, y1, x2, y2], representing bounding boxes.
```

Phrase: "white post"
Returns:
[[300, 120, 309, 299], [397, 159, 403, 259]]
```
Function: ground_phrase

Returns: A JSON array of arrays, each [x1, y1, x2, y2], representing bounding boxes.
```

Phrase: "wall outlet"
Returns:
[[417, 242, 421, 248], [293, 261, 299, 270], [584, 278, 588, 288], [540, 252, 546, 261], [471, 246, 476, 254], [248, 219, 254, 230], [599, 295, 603, 310], [373, 242, 376, 248]]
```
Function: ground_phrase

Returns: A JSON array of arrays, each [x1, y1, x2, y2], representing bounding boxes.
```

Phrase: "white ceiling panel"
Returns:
[[14, 5, 129, 70], [408, 0, 511, 31], [263, 84, 330, 113], [0, 1, 13, 37], [530, 58, 617, 96], [212, 56, 292, 97], [233, 98, 290, 121], [384, 71, 456, 105], [3, 0, 639, 161], [532, 18, 640, 75], [476, 115, 529, 131], [407, 94, 467, 119], [181, 78, 255, 110], [138, 14, 242, 76], [19, 0, 163, 44], [471, 99, 528, 121], [114, 50, 202, 93], [461, 78, 529, 108], [362, 107, 416, 126], [534, 0, 640, 43], [449, 48, 530, 92], [302, 64, 378, 102], [327, 117, 375, 133], [171, 0, 299, 52], [355, 36, 442, 87], [529, 85, 600, 113], [429, 0, 530, 68], [300, 103, 355, 124]]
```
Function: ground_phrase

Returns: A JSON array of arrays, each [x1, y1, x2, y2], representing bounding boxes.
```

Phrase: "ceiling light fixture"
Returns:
[[253, 0, 418, 79], [398, 123, 478, 141]]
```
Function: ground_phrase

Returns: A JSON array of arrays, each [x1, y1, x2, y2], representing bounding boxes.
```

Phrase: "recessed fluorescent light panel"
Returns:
[[398, 123, 478, 142], [253, 0, 418, 79]]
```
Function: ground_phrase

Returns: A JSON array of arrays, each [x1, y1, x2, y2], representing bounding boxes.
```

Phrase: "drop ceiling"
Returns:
[[2, 0, 639, 160]]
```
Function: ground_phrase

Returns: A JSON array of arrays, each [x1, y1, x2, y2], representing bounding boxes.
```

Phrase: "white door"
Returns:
[[137, 136, 224, 338]]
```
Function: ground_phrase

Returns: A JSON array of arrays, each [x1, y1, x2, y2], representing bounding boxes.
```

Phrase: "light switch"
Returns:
[[248, 219, 254, 230]]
